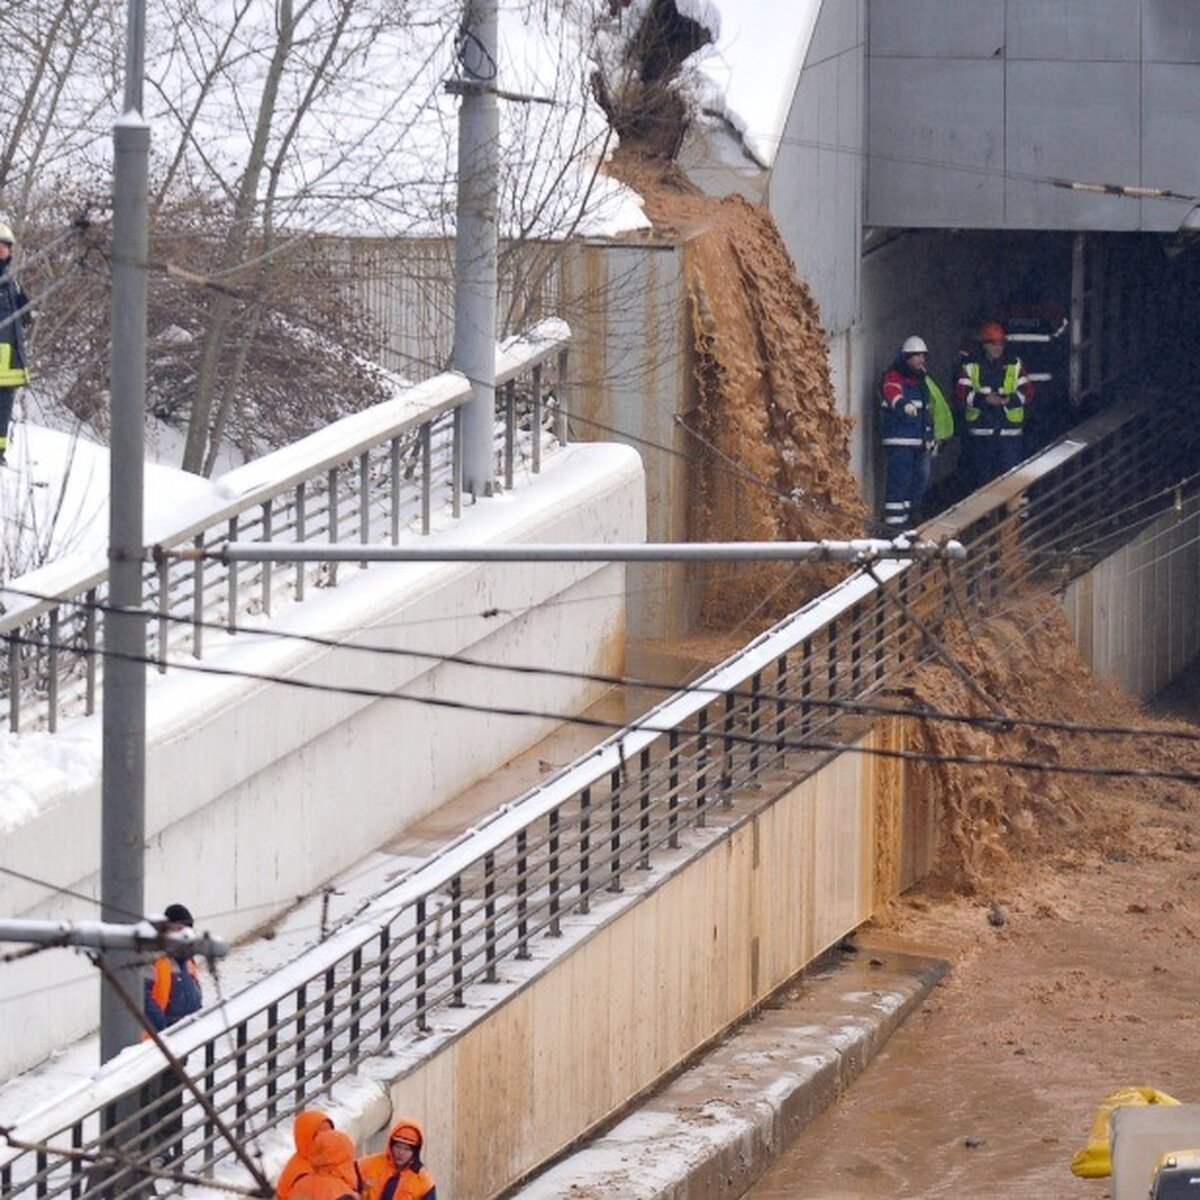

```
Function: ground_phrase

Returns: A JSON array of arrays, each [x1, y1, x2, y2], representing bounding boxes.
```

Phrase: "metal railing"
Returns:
[[0, 322, 571, 734], [2, 392, 1197, 1199]]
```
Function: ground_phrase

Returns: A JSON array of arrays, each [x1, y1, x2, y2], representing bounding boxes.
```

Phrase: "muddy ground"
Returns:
[[749, 614, 1200, 1199]]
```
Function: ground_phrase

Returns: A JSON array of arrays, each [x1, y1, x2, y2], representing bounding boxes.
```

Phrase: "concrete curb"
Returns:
[[506, 945, 948, 1199]]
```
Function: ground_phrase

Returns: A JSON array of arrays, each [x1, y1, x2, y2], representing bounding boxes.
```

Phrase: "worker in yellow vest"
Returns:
[[0, 222, 32, 468]]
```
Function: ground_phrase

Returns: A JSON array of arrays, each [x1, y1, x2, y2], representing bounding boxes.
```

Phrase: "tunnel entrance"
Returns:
[[861, 227, 1200, 520]]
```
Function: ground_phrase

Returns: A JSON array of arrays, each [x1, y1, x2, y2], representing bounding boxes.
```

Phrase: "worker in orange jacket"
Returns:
[[140, 903, 203, 1164], [277, 1110, 335, 1200], [290, 1130, 361, 1200], [357, 1118, 437, 1200]]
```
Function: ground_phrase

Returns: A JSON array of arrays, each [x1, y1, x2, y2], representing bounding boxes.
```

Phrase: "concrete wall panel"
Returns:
[[1142, 64, 1200, 206], [1143, 0, 1200, 63], [867, 57, 1004, 228], [1062, 496, 1200, 697], [869, 0, 1003, 59], [770, 0, 864, 337], [1004, 61, 1142, 228], [1005, 0, 1139, 62]]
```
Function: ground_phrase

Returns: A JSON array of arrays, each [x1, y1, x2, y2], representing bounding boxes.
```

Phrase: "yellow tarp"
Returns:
[[1070, 1087, 1181, 1178]]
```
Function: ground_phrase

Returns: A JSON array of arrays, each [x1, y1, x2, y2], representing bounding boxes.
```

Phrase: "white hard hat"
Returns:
[[901, 336, 928, 355], [0, 222, 13, 245]]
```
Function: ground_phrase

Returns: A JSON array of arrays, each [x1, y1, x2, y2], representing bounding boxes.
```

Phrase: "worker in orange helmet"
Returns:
[[277, 1110, 335, 1200], [357, 1117, 437, 1200], [289, 1130, 362, 1200], [955, 320, 1034, 487]]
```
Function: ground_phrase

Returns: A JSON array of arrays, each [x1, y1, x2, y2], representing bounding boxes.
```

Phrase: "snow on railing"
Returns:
[[0, 321, 571, 734]]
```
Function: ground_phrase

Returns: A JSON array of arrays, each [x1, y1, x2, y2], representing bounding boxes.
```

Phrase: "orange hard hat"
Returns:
[[979, 321, 1006, 343]]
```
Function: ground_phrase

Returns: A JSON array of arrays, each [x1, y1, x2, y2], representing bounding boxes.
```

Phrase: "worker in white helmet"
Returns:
[[878, 335, 953, 530], [0, 221, 32, 467]]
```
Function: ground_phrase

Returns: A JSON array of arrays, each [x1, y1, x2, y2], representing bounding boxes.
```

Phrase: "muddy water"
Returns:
[[608, 151, 866, 629]]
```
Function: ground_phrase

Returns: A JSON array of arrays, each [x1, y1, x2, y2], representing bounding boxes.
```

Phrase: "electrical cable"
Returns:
[[5, 582, 1199, 744], [5, 630, 1198, 784]]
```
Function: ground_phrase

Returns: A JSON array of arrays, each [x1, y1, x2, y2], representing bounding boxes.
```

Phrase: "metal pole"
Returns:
[[102, 0, 149, 1064], [451, 0, 499, 499]]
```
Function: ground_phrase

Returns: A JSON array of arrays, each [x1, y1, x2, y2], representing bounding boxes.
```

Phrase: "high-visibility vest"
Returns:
[[964, 361, 1024, 425], [0, 342, 28, 388]]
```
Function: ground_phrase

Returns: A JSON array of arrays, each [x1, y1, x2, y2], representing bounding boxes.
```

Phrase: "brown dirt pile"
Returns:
[[905, 591, 1198, 895], [609, 151, 866, 631]]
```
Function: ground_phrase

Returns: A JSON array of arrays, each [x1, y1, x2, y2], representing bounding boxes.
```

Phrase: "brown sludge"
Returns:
[[609, 150, 866, 631]]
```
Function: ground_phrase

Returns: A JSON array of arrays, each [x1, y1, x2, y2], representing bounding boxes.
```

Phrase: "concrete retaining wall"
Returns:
[[355, 719, 932, 1199], [0, 444, 645, 1080], [1062, 492, 1200, 697]]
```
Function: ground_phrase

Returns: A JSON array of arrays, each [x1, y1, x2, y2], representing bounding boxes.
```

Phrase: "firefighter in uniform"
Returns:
[[955, 321, 1034, 488]]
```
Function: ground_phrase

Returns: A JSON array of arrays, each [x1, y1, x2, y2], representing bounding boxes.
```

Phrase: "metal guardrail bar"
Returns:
[[3, 391, 1198, 1199]]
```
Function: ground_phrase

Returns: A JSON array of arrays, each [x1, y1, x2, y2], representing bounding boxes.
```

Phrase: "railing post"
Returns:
[[47, 608, 59, 734], [452, 407, 463, 518], [721, 690, 735, 805], [327, 467, 340, 587], [390, 436, 402, 544], [450, 876, 464, 1005], [191, 534, 204, 660], [504, 379, 516, 490], [531, 363, 543, 475], [85, 590, 98, 714], [156, 558, 169, 673], [415, 897, 428, 1032], [359, 451, 370, 565], [296, 481, 307, 601], [261, 499, 274, 616], [7, 633, 17, 732], [548, 808, 562, 936], [578, 786, 591, 913], [696, 707, 709, 826], [378, 926, 392, 1043], [227, 516, 239, 632], [774, 654, 788, 764], [484, 851, 498, 981], [555, 346, 569, 446], [668, 729, 680, 848], [638, 747, 652, 869], [516, 829, 531, 958], [421, 422, 433, 534], [608, 766, 623, 892]]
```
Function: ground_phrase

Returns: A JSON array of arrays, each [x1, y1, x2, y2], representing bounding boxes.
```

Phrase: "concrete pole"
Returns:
[[451, 0, 499, 498], [101, 0, 149, 1063]]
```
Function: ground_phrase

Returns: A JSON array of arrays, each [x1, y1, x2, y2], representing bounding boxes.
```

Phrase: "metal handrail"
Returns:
[[0, 321, 571, 733], [2, 392, 1197, 1199]]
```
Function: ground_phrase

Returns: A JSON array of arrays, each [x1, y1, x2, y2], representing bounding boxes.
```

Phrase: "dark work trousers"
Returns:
[[882, 443, 930, 530], [966, 429, 1025, 489], [0, 387, 14, 452]]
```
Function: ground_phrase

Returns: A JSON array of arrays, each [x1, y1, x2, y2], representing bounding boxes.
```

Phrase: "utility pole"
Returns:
[[450, 0, 499, 498], [102, 0, 150, 1063]]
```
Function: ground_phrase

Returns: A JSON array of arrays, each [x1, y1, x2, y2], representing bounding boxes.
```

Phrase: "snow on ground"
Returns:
[[0, 424, 224, 581]]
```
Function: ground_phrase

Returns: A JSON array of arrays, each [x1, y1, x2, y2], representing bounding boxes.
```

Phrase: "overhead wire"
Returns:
[[4, 629, 1198, 784], [5, 582, 1199, 745]]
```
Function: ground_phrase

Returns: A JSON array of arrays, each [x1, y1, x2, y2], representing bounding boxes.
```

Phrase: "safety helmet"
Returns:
[[901, 336, 928, 355], [0, 222, 13, 245], [979, 320, 1006, 343]]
